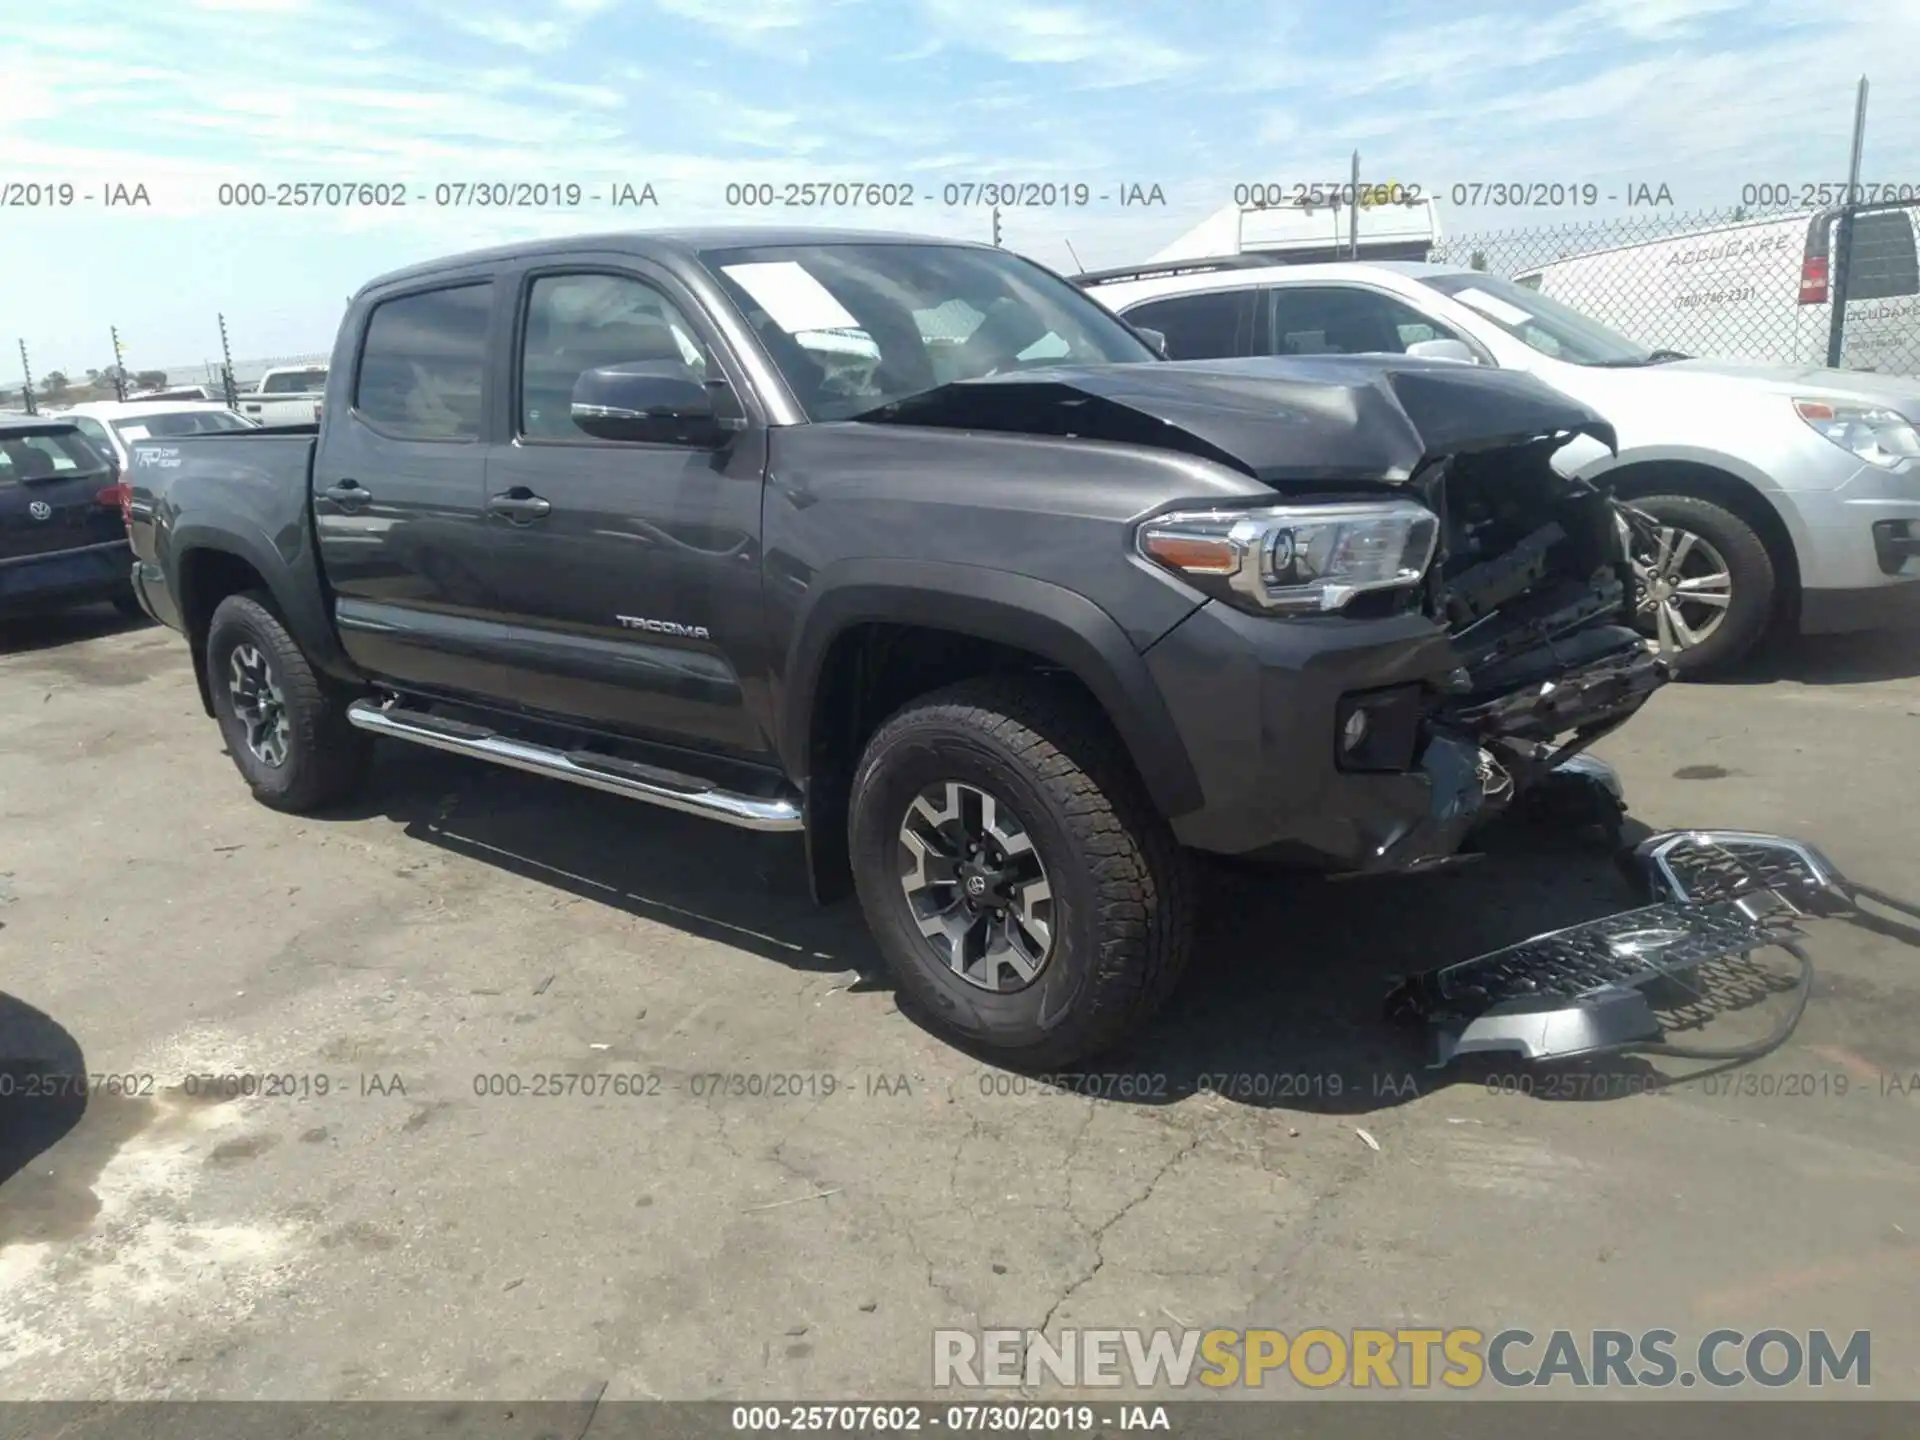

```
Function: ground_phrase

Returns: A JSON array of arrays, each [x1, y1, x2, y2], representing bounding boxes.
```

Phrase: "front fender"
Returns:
[[782, 557, 1205, 820]]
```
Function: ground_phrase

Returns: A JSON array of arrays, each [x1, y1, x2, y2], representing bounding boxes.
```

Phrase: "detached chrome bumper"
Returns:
[[1388, 829, 1915, 1068]]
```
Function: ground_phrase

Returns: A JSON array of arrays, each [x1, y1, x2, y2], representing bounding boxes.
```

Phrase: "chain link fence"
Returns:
[[1430, 199, 1920, 377], [9, 198, 1917, 413], [5, 351, 331, 415]]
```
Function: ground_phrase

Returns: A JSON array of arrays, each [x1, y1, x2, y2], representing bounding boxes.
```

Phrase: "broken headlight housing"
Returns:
[[1137, 499, 1440, 615]]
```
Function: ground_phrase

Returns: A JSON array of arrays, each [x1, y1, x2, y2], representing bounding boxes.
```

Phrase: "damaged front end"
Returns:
[[868, 356, 1672, 872], [1411, 431, 1670, 829]]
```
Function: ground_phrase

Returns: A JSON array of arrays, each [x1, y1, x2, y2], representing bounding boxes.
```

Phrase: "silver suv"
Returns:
[[1084, 258, 1920, 674]]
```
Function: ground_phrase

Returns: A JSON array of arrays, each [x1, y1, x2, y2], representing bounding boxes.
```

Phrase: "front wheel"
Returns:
[[1627, 494, 1776, 676], [206, 591, 369, 813], [848, 677, 1192, 1068]]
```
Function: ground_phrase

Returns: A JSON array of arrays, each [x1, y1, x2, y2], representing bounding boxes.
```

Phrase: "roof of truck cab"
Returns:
[[359, 227, 998, 295]]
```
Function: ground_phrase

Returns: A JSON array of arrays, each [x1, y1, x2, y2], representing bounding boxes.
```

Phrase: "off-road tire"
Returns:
[[1630, 493, 1776, 676], [206, 591, 369, 812], [848, 675, 1193, 1068]]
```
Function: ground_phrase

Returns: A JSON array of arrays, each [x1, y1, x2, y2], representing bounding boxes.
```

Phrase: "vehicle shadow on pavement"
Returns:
[[322, 743, 1722, 1114], [1710, 629, 1920, 685], [0, 992, 92, 1241], [1070, 816, 1685, 1116], [348, 744, 884, 980], [0, 602, 151, 657]]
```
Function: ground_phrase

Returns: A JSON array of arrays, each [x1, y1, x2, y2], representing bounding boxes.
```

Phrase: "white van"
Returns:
[[1514, 205, 1920, 374]]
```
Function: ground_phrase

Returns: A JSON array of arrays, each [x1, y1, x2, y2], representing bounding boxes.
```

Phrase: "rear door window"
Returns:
[[354, 284, 492, 440], [1266, 286, 1470, 356], [1846, 211, 1920, 300], [1120, 289, 1255, 359]]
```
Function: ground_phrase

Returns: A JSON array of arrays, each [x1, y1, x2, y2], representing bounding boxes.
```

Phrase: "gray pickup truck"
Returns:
[[126, 226, 1667, 1065]]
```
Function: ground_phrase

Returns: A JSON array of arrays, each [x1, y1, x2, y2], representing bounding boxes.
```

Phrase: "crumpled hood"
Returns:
[[857, 355, 1618, 483]]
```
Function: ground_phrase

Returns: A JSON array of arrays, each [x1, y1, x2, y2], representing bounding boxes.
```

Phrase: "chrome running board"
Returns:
[[345, 699, 804, 833]]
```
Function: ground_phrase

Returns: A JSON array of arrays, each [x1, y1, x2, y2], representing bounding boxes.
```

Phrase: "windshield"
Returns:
[[110, 410, 255, 441], [261, 368, 328, 394], [1421, 272, 1655, 365], [701, 242, 1157, 421]]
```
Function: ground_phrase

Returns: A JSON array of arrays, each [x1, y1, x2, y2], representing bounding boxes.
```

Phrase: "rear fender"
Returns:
[[172, 524, 359, 711]]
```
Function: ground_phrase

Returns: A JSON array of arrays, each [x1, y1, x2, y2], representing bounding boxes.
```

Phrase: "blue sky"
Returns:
[[2, 0, 1914, 381]]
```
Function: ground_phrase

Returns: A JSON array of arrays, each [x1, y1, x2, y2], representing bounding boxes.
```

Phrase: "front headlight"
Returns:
[[1137, 498, 1440, 615], [1793, 398, 1920, 470]]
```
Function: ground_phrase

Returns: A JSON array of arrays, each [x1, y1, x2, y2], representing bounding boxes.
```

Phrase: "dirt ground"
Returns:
[[3, 606, 1918, 1404]]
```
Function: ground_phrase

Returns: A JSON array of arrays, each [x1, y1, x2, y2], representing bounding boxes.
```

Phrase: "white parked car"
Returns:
[[1514, 205, 1919, 376], [1081, 257, 1920, 673], [235, 364, 328, 425], [57, 400, 259, 472]]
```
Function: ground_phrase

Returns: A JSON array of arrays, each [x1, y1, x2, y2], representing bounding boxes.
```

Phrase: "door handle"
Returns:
[[487, 489, 552, 523], [322, 479, 371, 509]]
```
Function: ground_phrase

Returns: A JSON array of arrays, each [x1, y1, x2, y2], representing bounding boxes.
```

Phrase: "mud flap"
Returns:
[[1387, 829, 1857, 1066]]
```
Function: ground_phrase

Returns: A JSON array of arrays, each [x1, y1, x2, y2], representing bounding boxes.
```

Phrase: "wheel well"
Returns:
[[176, 548, 269, 713], [1604, 460, 1803, 623], [801, 623, 1123, 903]]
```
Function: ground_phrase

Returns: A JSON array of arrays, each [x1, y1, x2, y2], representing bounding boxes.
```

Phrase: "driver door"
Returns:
[[472, 262, 775, 759]]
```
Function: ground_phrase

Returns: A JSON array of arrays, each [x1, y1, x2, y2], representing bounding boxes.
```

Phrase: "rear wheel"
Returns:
[[206, 592, 369, 812], [1627, 494, 1775, 676], [848, 676, 1192, 1068]]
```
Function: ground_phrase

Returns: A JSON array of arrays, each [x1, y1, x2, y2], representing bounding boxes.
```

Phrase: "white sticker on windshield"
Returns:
[[720, 261, 858, 334], [117, 424, 150, 441], [1449, 287, 1533, 327]]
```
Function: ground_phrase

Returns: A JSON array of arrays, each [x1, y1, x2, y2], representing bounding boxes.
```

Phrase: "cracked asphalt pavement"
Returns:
[[3, 608, 1919, 1401]]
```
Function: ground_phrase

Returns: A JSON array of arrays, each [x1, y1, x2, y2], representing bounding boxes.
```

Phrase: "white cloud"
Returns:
[[2, 0, 1915, 373], [653, 0, 818, 32], [920, 0, 1198, 87], [443, 13, 573, 52]]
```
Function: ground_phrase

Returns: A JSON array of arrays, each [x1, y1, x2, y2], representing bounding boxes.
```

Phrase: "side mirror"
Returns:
[[1134, 325, 1172, 359], [1405, 338, 1478, 364], [569, 363, 731, 447]]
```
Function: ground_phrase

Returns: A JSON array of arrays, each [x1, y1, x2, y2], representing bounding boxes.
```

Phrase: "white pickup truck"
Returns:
[[235, 364, 329, 426]]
